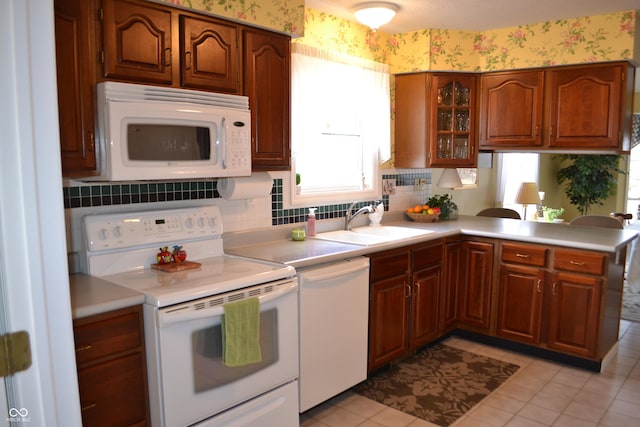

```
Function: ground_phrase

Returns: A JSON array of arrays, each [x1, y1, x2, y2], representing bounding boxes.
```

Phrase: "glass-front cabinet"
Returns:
[[431, 74, 476, 167], [395, 72, 478, 168]]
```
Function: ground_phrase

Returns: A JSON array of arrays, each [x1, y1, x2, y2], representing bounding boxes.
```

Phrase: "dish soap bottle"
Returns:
[[307, 208, 317, 236]]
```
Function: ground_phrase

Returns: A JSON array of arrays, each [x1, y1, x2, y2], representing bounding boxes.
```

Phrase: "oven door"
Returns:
[[146, 278, 299, 427]]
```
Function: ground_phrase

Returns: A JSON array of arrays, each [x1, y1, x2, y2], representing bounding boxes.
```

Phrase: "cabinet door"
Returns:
[[479, 70, 544, 148], [497, 264, 544, 344], [77, 353, 148, 427], [244, 29, 291, 170], [547, 63, 626, 149], [102, 0, 173, 84], [411, 242, 443, 349], [368, 275, 411, 372], [441, 241, 461, 333], [429, 73, 477, 167], [394, 73, 428, 168], [55, 0, 97, 175], [180, 15, 240, 93], [411, 265, 441, 348], [547, 272, 601, 358], [458, 240, 494, 331]]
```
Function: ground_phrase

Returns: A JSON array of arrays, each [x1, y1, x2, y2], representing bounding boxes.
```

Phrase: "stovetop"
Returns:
[[81, 205, 296, 307]]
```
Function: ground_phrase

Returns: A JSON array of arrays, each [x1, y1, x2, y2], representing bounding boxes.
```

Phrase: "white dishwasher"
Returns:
[[298, 257, 370, 412]]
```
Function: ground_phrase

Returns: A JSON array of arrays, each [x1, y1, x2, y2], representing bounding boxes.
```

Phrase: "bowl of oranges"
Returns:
[[405, 204, 441, 222]]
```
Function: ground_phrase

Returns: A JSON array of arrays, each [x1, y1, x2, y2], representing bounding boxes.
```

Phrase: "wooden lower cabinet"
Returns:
[[366, 236, 623, 370], [458, 240, 494, 331], [547, 272, 602, 358], [368, 242, 445, 372], [73, 305, 149, 427], [368, 248, 411, 371], [497, 241, 614, 360], [411, 242, 444, 348], [497, 264, 545, 344], [441, 240, 461, 333]]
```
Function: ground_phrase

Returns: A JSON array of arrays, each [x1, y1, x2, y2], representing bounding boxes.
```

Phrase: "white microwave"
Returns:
[[86, 81, 252, 181]]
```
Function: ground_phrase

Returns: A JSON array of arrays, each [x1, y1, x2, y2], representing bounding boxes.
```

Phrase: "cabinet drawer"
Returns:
[[78, 352, 148, 427], [412, 241, 443, 270], [369, 249, 410, 281], [553, 249, 606, 275], [502, 243, 547, 267], [73, 306, 143, 365]]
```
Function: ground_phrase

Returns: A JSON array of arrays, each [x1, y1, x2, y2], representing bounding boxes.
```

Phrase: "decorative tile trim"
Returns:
[[63, 170, 431, 228], [63, 180, 218, 208]]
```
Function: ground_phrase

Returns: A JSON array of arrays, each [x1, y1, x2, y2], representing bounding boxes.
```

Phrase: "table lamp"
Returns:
[[515, 182, 541, 220]]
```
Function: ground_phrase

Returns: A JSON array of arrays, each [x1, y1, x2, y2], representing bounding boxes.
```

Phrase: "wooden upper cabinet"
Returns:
[[395, 73, 428, 168], [479, 62, 633, 152], [243, 29, 291, 170], [55, 0, 97, 175], [430, 73, 477, 167], [480, 70, 544, 148], [180, 15, 240, 93], [395, 72, 478, 168], [101, 0, 173, 85], [547, 63, 630, 150]]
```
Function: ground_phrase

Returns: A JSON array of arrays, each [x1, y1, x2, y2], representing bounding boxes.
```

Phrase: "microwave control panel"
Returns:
[[225, 123, 251, 172]]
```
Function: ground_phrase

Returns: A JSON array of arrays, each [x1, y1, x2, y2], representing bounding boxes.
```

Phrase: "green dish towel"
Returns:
[[222, 297, 262, 367]]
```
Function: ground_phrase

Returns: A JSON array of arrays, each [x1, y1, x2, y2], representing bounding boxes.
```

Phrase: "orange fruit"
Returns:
[[423, 205, 430, 210], [414, 205, 422, 213]]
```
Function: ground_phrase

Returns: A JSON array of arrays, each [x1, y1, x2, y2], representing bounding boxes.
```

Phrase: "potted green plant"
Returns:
[[426, 194, 458, 220], [556, 154, 623, 216]]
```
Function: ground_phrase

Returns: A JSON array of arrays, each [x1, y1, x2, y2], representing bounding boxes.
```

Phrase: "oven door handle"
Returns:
[[157, 280, 297, 327]]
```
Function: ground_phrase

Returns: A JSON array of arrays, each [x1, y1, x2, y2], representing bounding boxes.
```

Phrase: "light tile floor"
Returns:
[[300, 320, 640, 427]]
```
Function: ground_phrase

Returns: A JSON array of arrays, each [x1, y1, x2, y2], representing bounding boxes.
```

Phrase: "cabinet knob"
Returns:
[[516, 253, 530, 259], [552, 282, 558, 296], [536, 279, 542, 293]]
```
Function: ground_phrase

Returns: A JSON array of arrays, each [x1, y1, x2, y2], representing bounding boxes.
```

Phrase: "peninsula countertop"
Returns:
[[225, 215, 639, 269]]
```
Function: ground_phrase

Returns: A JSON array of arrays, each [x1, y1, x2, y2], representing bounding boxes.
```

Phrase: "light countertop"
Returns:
[[70, 215, 639, 317], [225, 215, 639, 269], [70, 273, 145, 319]]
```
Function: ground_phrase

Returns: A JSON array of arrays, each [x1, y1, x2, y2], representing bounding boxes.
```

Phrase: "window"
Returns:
[[496, 153, 540, 217], [290, 43, 390, 206]]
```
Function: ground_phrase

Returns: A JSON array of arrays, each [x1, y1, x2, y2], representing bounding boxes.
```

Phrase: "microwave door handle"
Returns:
[[212, 122, 219, 165], [220, 117, 227, 169]]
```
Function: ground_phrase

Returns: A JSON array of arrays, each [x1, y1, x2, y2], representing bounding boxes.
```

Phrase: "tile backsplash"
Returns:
[[63, 169, 433, 265]]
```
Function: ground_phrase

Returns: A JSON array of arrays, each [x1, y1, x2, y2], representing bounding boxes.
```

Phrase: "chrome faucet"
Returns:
[[345, 202, 374, 230]]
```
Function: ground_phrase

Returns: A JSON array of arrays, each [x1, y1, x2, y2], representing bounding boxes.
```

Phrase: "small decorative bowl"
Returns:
[[405, 212, 440, 223]]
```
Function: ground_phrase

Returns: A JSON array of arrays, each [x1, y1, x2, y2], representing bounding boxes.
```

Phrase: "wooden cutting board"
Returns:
[[151, 261, 202, 272]]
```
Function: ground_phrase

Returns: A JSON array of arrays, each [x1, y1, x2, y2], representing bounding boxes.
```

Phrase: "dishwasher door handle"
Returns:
[[300, 259, 369, 283]]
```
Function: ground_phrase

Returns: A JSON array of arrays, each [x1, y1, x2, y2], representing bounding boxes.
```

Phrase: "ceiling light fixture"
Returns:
[[353, 2, 399, 31]]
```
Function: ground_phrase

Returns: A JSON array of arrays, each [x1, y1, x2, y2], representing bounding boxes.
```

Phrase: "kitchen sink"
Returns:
[[313, 226, 434, 246]]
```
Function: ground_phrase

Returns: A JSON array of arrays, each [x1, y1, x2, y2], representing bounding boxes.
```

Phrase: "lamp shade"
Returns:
[[515, 182, 541, 205], [437, 169, 463, 189], [353, 2, 398, 30]]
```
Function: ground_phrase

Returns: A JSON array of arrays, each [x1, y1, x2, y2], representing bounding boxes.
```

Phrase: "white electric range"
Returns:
[[81, 205, 299, 427]]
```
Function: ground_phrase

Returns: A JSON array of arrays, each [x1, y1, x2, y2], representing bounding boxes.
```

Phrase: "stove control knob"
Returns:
[[185, 217, 194, 229], [197, 217, 205, 228], [208, 217, 216, 228], [98, 228, 109, 240], [113, 225, 122, 238]]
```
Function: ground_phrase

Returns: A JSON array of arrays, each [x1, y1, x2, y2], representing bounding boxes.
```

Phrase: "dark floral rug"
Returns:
[[353, 343, 519, 427], [622, 285, 640, 322]]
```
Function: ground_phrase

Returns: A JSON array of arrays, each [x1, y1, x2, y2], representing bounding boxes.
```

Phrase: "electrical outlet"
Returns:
[[383, 179, 396, 195]]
